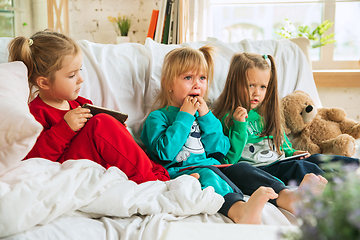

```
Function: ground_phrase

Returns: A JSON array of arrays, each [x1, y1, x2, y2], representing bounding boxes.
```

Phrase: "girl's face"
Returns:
[[170, 69, 207, 108], [247, 67, 270, 110], [51, 53, 84, 102]]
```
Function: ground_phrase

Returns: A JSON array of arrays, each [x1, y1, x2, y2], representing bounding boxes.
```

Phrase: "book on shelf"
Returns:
[[170, 0, 179, 44], [154, 0, 168, 43], [162, 0, 174, 44], [147, 9, 159, 39]]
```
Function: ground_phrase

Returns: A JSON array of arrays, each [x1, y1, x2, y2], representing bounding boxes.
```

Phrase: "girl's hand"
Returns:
[[64, 106, 92, 132], [195, 96, 209, 117], [233, 106, 248, 122], [293, 150, 310, 159], [180, 96, 199, 116]]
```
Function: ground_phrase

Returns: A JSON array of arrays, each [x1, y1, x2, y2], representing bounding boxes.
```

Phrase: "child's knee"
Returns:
[[195, 168, 233, 196], [87, 113, 125, 130]]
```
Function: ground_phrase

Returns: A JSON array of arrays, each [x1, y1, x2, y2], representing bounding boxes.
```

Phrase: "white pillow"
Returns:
[[0, 61, 42, 175], [0, 37, 11, 64]]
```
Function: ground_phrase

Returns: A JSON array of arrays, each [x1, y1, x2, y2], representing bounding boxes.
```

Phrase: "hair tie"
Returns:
[[262, 54, 268, 60], [28, 38, 33, 47]]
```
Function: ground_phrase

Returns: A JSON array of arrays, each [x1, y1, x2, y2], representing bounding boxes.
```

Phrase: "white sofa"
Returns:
[[0, 37, 317, 240]]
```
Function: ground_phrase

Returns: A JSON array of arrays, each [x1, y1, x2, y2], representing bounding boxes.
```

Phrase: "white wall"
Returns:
[[68, 0, 160, 44], [318, 87, 360, 121]]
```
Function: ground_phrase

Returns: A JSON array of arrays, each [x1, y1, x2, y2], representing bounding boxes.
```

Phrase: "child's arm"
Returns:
[[223, 120, 248, 164], [281, 133, 298, 157], [218, 108, 249, 164], [25, 97, 93, 161], [25, 113, 77, 161], [197, 110, 230, 161], [64, 106, 92, 132], [196, 96, 209, 117], [292, 150, 310, 159], [141, 110, 195, 163]]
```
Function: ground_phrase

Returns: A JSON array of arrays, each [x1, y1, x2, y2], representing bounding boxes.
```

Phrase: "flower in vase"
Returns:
[[108, 13, 131, 37]]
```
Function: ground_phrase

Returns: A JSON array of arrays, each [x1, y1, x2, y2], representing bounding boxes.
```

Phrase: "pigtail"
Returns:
[[258, 54, 284, 155], [8, 30, 81, 102], [8, 37, 38, 101], [199, 45, 215, 97], [8, 37, 35, 79]]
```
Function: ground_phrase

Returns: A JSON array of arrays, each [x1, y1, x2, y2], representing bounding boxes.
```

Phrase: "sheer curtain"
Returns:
[[175, 0, 208, 43], [187, 0, 209, 42]]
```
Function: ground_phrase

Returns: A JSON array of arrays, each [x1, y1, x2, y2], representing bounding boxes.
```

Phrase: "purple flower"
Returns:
[[348, 209, 360, 229]]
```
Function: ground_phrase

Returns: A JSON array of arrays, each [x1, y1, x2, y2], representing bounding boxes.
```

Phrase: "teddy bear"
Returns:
[[281, 90, 360, 157]]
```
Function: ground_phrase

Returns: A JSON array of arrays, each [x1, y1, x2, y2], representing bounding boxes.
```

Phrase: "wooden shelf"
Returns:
[[313, 71, 360, 88]]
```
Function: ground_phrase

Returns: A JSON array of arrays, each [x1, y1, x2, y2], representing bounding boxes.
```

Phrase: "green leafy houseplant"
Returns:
[[108, 14, 131, 37], [276, 19, 336, 48], [284, 160, 360, 240]]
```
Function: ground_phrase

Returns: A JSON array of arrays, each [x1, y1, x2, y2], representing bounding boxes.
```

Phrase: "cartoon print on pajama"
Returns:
[[176, 121, 204, 162]]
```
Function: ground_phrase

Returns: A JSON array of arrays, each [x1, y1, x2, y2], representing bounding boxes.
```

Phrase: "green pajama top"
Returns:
[[141, 106, 234, 196], [221, 109, 297, 166]]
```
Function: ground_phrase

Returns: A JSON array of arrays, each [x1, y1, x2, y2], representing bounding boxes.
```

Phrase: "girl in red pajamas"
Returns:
[[7, 30, 169, 184]]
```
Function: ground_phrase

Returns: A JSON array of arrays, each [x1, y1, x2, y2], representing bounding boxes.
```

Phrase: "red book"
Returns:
[[147, 10, 159, 39]]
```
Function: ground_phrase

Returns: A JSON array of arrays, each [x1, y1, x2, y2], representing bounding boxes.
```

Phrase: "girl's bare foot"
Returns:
[[228, 186, 278, 224], [276, 173, 328, 214], [298, 173, 328, 195], [189, 173, 200, 179]]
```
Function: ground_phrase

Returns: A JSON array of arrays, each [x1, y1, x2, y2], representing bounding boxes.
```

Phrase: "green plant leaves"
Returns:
[[276, 19, 336, 48]]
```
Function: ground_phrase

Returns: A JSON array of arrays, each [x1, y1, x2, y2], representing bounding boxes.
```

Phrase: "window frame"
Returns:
[[0, 0, 15, 37], [2, 0, 47, 38]]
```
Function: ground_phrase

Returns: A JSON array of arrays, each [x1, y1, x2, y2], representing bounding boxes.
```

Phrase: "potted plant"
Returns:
[[276, 19, 336, 48], [108, 13, 132, 44]]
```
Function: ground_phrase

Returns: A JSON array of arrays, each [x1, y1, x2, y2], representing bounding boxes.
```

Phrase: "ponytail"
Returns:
[[8, 37, 35, 86], [199, 45, 215, 96], [257, 54, 283, 155], [7, 30, 81, 101]]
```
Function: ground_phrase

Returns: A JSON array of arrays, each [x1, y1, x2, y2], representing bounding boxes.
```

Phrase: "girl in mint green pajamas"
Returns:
[[141, 46, 321, 223], [213, 52, 328, 185]]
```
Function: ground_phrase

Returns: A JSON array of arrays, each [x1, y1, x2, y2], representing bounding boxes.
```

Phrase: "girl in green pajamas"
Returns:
[[213, 52, 329, 185], [141, 46, 327, 224]]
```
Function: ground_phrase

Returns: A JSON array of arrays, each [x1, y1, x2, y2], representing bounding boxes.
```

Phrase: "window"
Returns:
[[200, 0, 360, 70], [0, 0, 14, 37], [0, 0, 47, 38]]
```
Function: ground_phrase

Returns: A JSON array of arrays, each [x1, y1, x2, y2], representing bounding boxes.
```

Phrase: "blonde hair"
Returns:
[[8, 30, 81, 100], [153, 45, 215, 110], [213, 52, 284, 155]]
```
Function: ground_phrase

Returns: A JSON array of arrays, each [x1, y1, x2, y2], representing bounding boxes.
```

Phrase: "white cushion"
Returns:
[[0, 37, 11, 64], [0, 61, 42, 175]]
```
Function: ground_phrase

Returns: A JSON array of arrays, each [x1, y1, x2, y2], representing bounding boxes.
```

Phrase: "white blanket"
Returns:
[[0, 38, 303, 239], [0, 159, 296, 240], [0, 158, 223, 238]]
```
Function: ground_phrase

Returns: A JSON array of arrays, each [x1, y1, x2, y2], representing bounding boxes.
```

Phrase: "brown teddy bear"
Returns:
[[281, 90, 360, 157]]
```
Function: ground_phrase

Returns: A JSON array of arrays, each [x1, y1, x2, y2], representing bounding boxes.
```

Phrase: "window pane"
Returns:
[[209, 3, 322, 60], [0, 0, 14, 37], [334, 2, 360, 61]]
